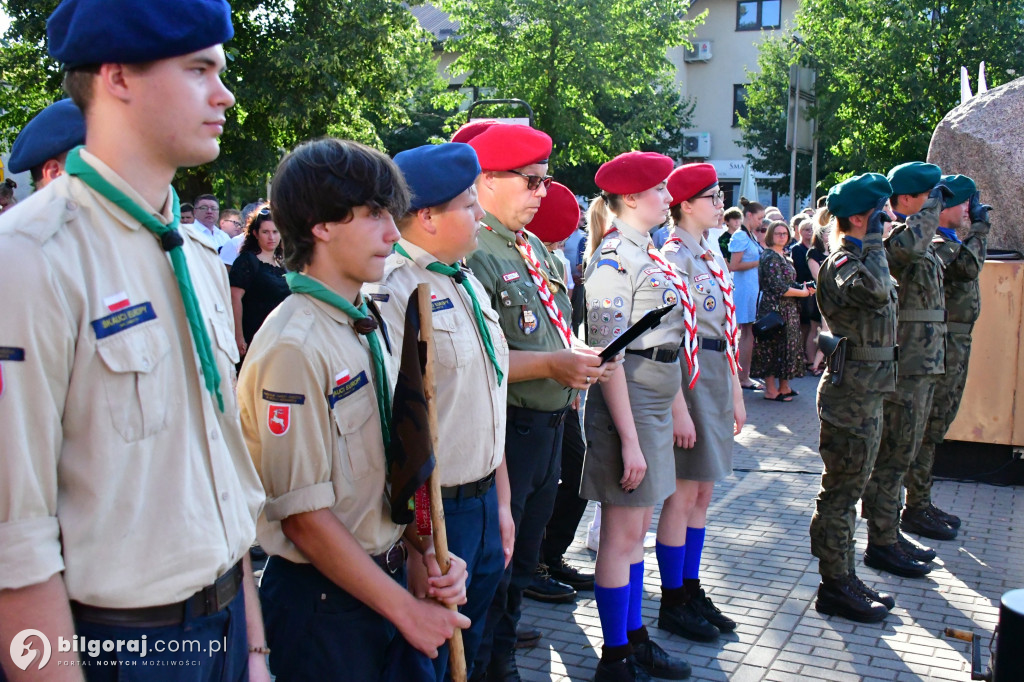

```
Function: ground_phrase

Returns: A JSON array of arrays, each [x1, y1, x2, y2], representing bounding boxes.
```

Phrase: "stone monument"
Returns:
[[928, 76, 1024, 253]]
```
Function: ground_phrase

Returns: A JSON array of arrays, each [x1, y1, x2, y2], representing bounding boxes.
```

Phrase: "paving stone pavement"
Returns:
[[517, 373, 1023, 681]]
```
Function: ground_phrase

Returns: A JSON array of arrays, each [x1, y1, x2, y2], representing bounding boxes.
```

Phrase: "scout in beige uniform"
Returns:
[[0, 1, 269, 679], [655, 163, 746, 643], [6, 98, 84, 191], [364, 142, 513, 681], [239, 138, 468, 682], [582, 152, 692, 682]]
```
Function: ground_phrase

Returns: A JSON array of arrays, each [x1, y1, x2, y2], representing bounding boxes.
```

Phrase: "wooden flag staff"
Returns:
[[417, 282, 467, 682]]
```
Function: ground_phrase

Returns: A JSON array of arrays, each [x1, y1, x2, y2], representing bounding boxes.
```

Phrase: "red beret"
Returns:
[[526, 182, 580, 243], [468, 124, 553, 172], [595, 151, 674, 195], [667, 163, 719, 207], [451, 119, 498, 143]]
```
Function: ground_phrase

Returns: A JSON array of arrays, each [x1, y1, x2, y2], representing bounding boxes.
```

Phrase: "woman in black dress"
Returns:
[[229, 204, 289, 357]]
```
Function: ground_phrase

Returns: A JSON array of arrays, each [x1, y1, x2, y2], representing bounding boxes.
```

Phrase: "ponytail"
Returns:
[[585, 196, 610, 262]]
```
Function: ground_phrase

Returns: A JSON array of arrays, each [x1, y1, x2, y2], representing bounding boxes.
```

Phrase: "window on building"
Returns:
[[737, 0, 781, 31], [733, 84, 748, 127]]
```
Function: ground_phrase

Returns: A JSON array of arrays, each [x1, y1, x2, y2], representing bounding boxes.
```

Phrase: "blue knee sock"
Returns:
[[627, 561, 645, 632], [595, 584, 630, 648], [655, 541, 686, 590], [682, 527, 706, 580]]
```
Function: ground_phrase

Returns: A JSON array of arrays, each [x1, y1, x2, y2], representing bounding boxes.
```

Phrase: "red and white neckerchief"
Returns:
[[643, 235, 698, 388], [513, 231, 573, 348]]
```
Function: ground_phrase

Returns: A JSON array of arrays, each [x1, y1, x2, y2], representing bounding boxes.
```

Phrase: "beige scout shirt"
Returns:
[[663, 229, 731, 341], [238, 287, 403, 559], [0, 151, 263, 607], [363, 240, 509, 486], [583, 219, 686, 350]]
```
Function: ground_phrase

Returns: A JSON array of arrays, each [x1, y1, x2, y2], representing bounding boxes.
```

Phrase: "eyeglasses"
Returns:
[[504, 170, 554, 192], [196, 204, 218, 212], [693, 190, 725, 206], [223, 219, 242, 227]]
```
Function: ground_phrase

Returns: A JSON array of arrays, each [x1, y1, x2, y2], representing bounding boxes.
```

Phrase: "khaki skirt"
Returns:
[[675, 348, 734, 481], [580, 353, 680, 507]]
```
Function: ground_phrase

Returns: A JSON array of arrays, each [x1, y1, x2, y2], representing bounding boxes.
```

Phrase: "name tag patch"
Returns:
[[694, 273, 711, 282], [0, 347, 25, 362], [329, 370, 368, 407], [431, 298, 454, 312], [368, 293, 390, 303], [262, 390, 306, 405], [502, 271, 520, 282], [91, 302, 157, 339]]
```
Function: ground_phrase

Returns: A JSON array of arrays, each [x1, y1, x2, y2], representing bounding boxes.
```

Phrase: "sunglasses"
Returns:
[[258, 207, 271, 216], [504, 170, 554, 191], [755, 227, 768, 233]]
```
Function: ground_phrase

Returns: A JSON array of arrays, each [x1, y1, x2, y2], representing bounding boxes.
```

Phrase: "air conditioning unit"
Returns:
[[684, 40, 712, 62], [682, 132, 711, 157]]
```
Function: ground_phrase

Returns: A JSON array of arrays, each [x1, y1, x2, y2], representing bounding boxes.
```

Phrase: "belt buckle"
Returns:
[[384, 542, 406, 574]]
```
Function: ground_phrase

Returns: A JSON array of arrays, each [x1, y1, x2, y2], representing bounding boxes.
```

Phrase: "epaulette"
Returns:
[[601, 238, 621, 254]]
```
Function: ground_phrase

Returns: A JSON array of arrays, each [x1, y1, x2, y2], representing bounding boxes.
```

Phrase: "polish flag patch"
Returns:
[[103, 291, 130, 312], [335, 370, 351, 386], [835, 255, 849, 268]]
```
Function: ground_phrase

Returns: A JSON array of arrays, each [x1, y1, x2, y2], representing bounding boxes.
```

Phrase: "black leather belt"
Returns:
[[626, 347, 679, 363], [441, 471, 496, 500], [698, 337, 727, 352], [71, 560, 243, 628], [372, 541, 407, 575]]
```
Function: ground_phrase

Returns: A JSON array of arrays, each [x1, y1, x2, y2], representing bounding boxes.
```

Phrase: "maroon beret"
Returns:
[[595, 151, 674, 195], [451, 119, 498, 143], [468, 124, 553, 172], [667, 163, 719, 207], [526, 182, 580, 244]]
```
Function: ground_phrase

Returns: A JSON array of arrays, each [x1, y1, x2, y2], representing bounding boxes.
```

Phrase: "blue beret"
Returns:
[[826, 173, 892, 218], [393, 143, 481, 211], [48, 0, 233, 69], [940, 174, 976, 208], [7, 99, 85, 175], [887, 162, 942, 196]]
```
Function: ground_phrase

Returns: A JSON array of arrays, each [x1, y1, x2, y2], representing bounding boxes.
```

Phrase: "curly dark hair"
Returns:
[[240, 203, 283, 261]]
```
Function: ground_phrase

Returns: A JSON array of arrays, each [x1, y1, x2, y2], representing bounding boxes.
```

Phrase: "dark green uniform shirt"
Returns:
[[884, 196, 946, 376], [816, 232, 898, 394], [931, 220, 989, 326], [466, 212, 578, 412]]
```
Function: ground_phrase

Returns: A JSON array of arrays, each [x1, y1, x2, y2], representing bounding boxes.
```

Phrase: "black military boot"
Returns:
[[688, 587, 737, 633], [814, 575, 889, 623], [901, 506, 957, 541], [593, 644, 652, 682], [897, 531, 936, 563], [864, 542, 931, 578], [486, 649, 522, 682], [928, 503, 962, 530], [848, 571, 896, 610], [523, 563, 577, 603], [547, 556, 596, 590], [629, 627, 691, 680], [657, 587, 719, 642]]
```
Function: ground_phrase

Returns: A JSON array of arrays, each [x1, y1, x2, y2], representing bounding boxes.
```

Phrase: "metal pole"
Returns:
[[789, 67, 800, 220], [810, 134, 819, 209]]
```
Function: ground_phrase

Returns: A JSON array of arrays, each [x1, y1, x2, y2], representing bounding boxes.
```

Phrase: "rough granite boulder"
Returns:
[[928, 76, 1024, 253]]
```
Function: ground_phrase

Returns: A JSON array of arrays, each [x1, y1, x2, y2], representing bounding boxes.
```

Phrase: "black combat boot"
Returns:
[[523, 563, 577, 603], [629, 627, 691, 680], [897, 531, 936, 563], [848, 571, 896, 610], [864, 542, 931, 578], [486, 649, 522, 682], [688, 587, 737, 633], [927, 504, 961, 530], [657, 587, 719, 641], [901, 506, 957, 541], [593, 644, 652, 682], [815, 574, 889, 623]]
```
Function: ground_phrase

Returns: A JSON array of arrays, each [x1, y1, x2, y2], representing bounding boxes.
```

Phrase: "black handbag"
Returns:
[[752, 311, 784, 338]]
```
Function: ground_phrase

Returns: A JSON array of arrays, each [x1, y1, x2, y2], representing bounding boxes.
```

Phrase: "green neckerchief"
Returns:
[[64, 146, 224, 412], [284, 271, 392, 450], [394, 243, 504, 385]]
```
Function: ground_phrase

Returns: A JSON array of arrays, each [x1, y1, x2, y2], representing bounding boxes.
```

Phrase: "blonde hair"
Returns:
[[585, 195, 616, 261]]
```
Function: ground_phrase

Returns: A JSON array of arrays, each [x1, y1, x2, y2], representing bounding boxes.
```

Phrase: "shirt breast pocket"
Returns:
[[482, 305, 509, 358], [331, 386, 381, 481], [95, 323, 172, 443], [432, 311, 471, 368]]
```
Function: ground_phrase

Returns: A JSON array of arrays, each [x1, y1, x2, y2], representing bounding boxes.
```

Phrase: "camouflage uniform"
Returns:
[[811, 231, 898, 578], [907, 218, 989, 509], [862, 196, 945, 545]]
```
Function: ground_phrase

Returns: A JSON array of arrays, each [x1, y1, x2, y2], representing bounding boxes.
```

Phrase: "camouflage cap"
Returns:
[[887, 162, 942, 196], [939, 174, 976, 208], [826, 173, 892, 218]]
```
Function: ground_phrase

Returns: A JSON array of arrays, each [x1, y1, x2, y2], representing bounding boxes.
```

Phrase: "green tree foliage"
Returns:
[[0, 0, 453, 203], [439, 0, 704, 195], [740, 0, 1024, 195]]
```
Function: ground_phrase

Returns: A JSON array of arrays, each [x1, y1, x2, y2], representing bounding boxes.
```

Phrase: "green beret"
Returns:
[[940, 174, 976, 208], [826, 173, 892, 218], [887, 162, 942, 196]]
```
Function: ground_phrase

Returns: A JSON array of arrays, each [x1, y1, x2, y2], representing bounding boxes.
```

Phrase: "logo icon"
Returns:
[[10, 629, 51, 671], [268, 404, 290, 436]]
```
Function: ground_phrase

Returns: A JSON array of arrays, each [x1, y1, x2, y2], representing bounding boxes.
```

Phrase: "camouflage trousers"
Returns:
[[907, 334, 972, 509], [862, 374, 937, 545], [811, 383, 885, 578]]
